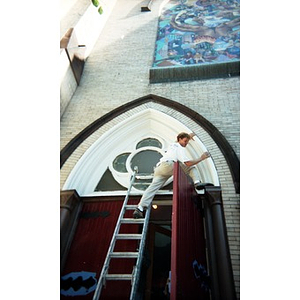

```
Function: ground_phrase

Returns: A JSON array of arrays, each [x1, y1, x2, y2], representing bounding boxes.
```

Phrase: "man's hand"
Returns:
[[184, 151, 211, 167], [200, 152, 211, 161], [189, 132, 196, 140]]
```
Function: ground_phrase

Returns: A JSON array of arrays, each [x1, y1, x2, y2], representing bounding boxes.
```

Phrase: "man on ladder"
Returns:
[[133, 132, 212, 219]]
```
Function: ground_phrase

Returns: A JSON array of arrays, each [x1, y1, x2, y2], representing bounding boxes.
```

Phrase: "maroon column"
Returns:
[[171, 163, 209, 300]]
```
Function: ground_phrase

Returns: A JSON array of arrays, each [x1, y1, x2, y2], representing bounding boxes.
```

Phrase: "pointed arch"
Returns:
[[60, 94, 240, 193]]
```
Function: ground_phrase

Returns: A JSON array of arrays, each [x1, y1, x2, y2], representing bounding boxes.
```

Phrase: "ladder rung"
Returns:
[[135, 175, 153, 179], [121, 218, 145, 224], [116, 233, 142, 240], [106, 274, 132, 280], [110, 252, 139, 258], [125, 205, 137, 209]]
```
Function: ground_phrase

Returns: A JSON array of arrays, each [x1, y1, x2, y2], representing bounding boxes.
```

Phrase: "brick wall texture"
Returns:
[[60, 0, 240, 297]]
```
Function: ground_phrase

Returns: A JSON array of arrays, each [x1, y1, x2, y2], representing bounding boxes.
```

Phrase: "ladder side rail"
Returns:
[[130, 206, 152, 300], [93, 168, 138, 300]]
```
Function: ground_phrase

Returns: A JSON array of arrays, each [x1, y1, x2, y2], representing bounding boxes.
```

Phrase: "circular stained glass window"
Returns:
[[136, 138, 162, 149], [113, 153, 130, 173], [130, 150, 162, 173]]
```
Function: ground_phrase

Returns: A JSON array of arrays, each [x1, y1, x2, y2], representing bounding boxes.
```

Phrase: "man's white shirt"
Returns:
[[159, 142, 190, 164]]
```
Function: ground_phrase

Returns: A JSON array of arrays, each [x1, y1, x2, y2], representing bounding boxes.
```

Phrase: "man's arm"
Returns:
[[184, 152, 211, 167]]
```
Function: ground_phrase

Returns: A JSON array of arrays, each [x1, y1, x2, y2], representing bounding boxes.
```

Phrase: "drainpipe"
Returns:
[[204, 186, 236, 300]]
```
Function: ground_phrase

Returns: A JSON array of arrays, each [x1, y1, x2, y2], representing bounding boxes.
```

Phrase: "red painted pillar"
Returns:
[[170, 162, 179, 300], [170, 163, 209, 300]]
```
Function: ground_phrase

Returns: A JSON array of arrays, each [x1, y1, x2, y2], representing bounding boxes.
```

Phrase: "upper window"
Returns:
[[151, 0, 240, 82], [153, 0, 240, 68]]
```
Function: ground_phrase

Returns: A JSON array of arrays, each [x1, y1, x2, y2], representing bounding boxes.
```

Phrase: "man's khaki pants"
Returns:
[[137, 161, 199, 209]]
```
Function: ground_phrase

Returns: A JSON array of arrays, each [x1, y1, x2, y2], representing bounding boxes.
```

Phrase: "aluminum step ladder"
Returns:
[[92, 167, 151, 300]]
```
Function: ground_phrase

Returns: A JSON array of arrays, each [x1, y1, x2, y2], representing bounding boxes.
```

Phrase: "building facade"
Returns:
[[60, 0, 240, 298]]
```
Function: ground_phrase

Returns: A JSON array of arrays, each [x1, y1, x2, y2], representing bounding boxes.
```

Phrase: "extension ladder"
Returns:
[[92, 167, 151, 300]]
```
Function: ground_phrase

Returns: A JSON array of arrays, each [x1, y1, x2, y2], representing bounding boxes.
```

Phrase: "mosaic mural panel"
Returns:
[[153, 0, 240, 67]]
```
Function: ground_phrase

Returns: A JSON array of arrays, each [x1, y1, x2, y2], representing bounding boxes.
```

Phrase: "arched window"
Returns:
[[61, 98, 228, 196]]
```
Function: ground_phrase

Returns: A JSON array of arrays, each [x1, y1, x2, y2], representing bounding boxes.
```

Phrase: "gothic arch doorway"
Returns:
[[61, 94, 239, 196]]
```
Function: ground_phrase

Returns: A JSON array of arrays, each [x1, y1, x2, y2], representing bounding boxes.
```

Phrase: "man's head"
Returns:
[[177, 132, 191, 147]]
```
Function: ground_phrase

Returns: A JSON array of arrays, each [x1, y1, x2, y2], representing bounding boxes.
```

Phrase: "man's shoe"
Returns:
[[195, 182, 214, 190], [133, 208, 144, 219]]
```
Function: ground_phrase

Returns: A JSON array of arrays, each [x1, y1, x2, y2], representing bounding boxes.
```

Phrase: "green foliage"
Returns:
[[92, 0, 104, 14], [98, 6, 104, 14], [92, 0, 99, 7]]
